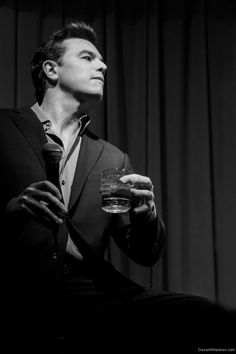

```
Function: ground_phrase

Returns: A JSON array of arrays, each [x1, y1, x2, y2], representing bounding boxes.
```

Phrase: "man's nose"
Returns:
[[97, 59, 107, 75]]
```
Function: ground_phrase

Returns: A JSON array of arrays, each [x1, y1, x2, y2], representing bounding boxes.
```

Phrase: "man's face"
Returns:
[[56, 38, 107, 102]]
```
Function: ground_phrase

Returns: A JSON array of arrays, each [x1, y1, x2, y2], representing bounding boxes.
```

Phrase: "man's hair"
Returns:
[[31, 21, 98, 104]]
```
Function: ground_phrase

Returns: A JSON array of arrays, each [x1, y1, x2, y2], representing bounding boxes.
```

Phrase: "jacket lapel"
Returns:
[[12, 106, 47, 169], [13, 107, 104, 211], [68, 132, 104, 211]]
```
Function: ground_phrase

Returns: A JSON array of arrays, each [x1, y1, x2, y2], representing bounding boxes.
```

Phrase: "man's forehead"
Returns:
[[62, 38, 102, 58]]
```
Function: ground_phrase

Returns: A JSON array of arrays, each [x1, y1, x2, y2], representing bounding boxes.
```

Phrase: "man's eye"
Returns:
[[82, 55, 92, 61]]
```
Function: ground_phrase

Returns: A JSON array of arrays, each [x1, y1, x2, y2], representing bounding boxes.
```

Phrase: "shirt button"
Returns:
[[61, 180, 65, 185], [45, 121, 51, 128], [63, 264, 69, 274], [52, 252, 58, 260]]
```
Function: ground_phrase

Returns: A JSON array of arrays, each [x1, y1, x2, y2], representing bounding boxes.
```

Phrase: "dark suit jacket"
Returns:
[[0, 106, 165, 301]]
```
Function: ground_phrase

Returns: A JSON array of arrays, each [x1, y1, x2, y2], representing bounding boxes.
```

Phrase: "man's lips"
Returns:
[[92, 77, 104, 83]]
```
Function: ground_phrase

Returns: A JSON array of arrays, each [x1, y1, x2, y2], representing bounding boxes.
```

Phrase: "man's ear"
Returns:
[[42, 60, 58, 82]]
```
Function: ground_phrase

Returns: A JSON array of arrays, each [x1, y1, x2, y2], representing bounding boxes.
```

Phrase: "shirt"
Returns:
[[31, 103, 90, 260]]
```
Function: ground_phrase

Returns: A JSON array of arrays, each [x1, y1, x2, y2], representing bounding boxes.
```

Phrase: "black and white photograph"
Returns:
[[0, 0, 236, 352]]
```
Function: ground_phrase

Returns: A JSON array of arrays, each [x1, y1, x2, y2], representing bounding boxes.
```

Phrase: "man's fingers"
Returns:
[[24, 187, 68, 215], [38, 200, 63, 224], [36, 192, 68, 215], [130, 188, 154, 201], [18, 179, 68, 225], [28, 180, 63, 200], [20, 195, 64, 224], [132, 203, 150, 214], [120, 174, 153, 190]]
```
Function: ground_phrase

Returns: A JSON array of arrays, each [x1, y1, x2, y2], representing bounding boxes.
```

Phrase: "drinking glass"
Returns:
[[100, 168, 132, 213]]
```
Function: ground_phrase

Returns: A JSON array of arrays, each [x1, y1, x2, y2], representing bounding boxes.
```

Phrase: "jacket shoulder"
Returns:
[[0, 106, 33, 120], [100, 138, 124, 155], [0, 108, 21, 129], [85, 128, 125, 156], [85, 129, 124, 154], [0, 108, 18, 117]]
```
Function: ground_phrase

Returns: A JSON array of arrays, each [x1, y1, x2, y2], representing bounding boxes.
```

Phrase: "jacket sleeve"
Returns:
[[111, 153, 166, 267]]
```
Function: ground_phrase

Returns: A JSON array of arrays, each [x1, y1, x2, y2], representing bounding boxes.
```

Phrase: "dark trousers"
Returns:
[[51, 269, 236, 353], [3, 259, 235, 354]]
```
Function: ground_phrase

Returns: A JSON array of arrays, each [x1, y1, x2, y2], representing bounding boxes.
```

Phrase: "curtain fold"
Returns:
[[0, 0, 236, 309]]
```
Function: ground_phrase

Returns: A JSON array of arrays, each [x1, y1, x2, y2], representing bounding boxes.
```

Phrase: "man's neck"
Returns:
[[40, 93, 88, 138]]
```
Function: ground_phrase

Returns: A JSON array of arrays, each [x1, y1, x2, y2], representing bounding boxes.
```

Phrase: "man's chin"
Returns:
[[78, 92, 103, 110], [84, 91, 103, 103]]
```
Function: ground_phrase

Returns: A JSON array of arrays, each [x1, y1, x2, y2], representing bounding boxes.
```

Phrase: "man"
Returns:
[[0, 21, 233, 353]]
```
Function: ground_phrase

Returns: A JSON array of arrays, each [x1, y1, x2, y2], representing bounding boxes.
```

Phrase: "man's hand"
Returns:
[[120, 174, 156, 217], [6, 181, 68, 225]]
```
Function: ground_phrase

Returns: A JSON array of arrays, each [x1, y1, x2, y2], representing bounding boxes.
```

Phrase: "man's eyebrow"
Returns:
[[79, 49, 104, 61]]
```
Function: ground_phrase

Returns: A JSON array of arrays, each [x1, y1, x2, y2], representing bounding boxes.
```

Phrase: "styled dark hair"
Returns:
[[31, 21, 98, 104]]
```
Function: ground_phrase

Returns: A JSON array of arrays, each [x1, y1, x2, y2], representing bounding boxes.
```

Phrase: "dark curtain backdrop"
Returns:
[[1, 0, 236, 310]]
